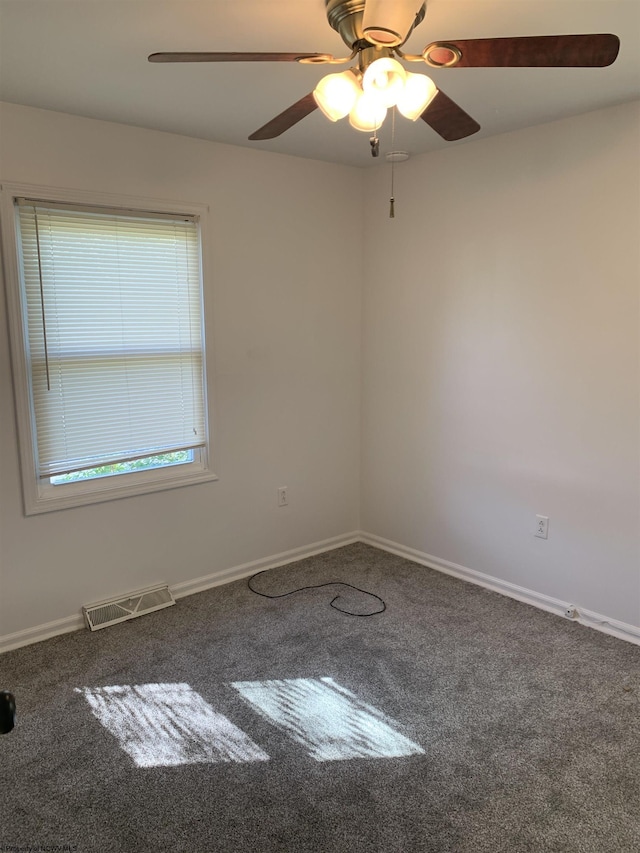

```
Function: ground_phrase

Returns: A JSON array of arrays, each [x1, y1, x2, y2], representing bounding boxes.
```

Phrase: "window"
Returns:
[[1, 184, 216, 514]]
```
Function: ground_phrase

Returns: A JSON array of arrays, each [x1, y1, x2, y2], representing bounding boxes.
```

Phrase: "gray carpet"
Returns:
[[2, 543, 639, 852]]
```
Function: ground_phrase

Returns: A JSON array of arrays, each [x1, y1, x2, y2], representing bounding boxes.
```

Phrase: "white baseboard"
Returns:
[[3, 529, 638, 652], [0, 531, 361, 653], [359, 531, 640, 647], [0, 613, 85, 654], [171, 531, 361, 599]]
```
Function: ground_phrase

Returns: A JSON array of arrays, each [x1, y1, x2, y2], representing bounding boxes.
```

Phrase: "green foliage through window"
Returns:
[[51, 451, 193, 484]]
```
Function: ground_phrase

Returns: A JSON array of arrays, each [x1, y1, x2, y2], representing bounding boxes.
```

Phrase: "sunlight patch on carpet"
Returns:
[[76, 683, 269, 767], [231, 677, 424, 762]]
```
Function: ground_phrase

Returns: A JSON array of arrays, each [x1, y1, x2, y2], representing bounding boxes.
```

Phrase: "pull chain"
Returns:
[[389, 108, 396, 218], [370, 112, 380, 157]]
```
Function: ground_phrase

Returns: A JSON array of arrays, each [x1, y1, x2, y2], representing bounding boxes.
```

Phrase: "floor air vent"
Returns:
[[83, 584, 175, 631]]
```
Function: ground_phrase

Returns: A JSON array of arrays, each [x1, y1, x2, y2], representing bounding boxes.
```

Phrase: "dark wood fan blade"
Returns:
[[249, 93, 318, 140], [420, 90, 480, 141], [148, 52, 324, 63], [435, 34, 620, 68]]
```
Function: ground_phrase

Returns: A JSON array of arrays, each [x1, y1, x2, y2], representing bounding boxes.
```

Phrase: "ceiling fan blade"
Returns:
[[249, 93, 318, 140], [431, 34, 620, 68], [148, 52, 324, 63], [420, 90, 480, 141]]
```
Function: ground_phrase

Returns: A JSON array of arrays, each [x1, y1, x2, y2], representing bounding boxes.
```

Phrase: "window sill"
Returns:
[[25, 466, 219, 515]]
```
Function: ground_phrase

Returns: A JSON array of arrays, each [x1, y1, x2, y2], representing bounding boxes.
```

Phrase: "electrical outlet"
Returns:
[[535, 515, 549, 539], [277, 486, 288, 507]]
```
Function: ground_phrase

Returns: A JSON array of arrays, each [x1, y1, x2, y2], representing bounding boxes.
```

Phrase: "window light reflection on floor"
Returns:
[[231, 677, 424, 762], [76, 683, 269, 768]]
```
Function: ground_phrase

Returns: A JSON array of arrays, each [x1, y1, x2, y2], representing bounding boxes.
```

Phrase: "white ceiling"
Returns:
[[1, 0, 639, 169]]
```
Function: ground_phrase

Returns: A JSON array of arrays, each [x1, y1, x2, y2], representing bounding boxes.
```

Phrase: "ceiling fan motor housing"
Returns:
[[325, 0, 426, 49]]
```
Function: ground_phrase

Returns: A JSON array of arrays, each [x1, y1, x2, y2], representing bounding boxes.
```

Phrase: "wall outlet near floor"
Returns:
[[564, 606, 578, 620], [535, 515, 549, 539], [277, 486, 288, 507]]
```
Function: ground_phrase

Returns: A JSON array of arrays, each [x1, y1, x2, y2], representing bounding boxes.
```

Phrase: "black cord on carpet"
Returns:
[[247, 570, 386, 617]]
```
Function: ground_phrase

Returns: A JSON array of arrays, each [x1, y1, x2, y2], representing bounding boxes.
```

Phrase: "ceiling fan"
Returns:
[[148, 0, 620, 145]]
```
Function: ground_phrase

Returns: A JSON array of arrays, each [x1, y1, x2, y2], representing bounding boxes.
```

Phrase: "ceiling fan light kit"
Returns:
[[396, 72, 438, 120], [348, 89, 388, 132], [148, 0, 620, 146], [314, 54, 436, 129], [313, 69, 361, 121], [362, 57, 408, 107]]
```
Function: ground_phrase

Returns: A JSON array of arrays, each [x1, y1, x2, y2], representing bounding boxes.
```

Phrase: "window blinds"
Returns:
[[16, 201, 206, 478]]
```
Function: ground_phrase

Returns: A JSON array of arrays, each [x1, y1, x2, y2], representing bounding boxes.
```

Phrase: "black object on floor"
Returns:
[[0, 690, 16, 734], [247, 568, 386, 616]]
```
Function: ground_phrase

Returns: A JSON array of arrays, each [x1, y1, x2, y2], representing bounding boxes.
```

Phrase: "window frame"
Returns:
[[1, 182, 218, 515]]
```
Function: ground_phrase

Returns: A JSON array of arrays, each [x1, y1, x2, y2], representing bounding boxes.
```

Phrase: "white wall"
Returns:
[[362, 101, 640, 629], [0, 103, 363, 639], [2, 99, 639, 645]]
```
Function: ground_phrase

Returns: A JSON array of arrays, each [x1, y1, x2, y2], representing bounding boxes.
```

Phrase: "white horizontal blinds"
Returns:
[[17, 201, 206, 477]]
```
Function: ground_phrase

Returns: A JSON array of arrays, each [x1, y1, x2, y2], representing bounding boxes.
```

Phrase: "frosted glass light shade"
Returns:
[[362, 0, 422, 46], [396, 73, 438, 120], [362, 58, 407, 108], [313, 70, 360, 121], [349, 91, 387, 132]]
